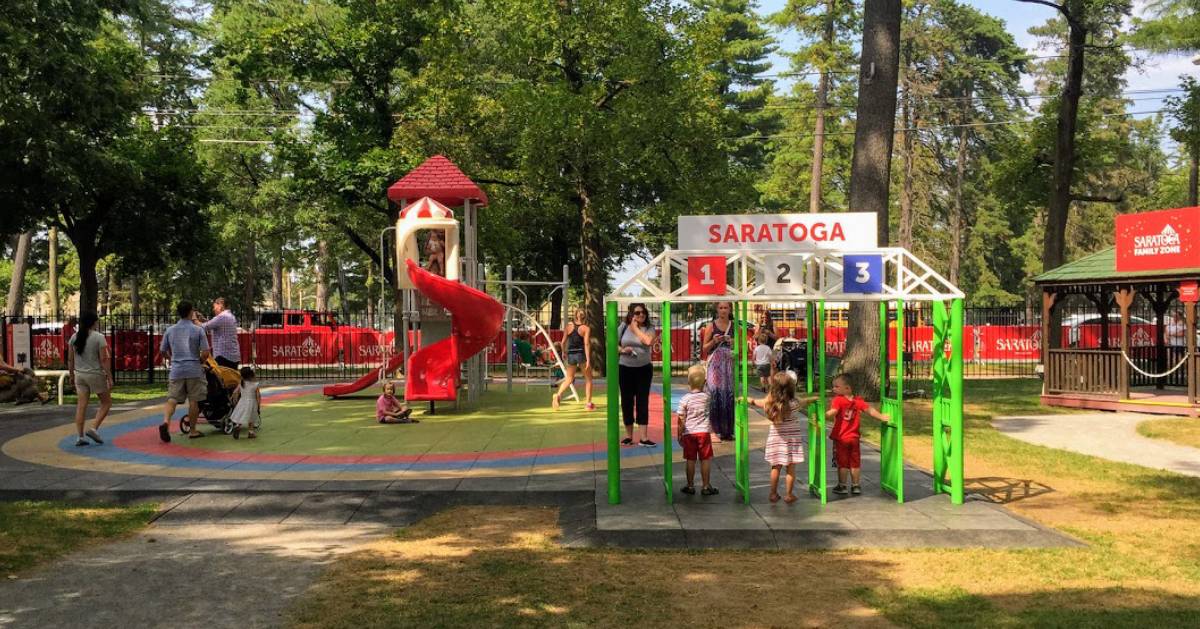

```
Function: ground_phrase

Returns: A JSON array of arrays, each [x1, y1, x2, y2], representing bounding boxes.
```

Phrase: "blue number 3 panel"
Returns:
[[842, 254, 884, 294]]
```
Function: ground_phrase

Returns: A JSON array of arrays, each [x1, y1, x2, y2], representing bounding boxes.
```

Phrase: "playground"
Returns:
[[2, 155, 1198, 628]]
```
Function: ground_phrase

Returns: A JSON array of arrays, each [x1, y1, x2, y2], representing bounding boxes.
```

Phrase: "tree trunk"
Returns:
[[898, 84, 914, 250], [809, 0, 836, 214], [5, 231, 33, 317], [335, 258, 350, 320], [577, 180, 607, 374], [843, 0, 901, 399], [49, 227, 60, 319], [1043, 2, 1086, 274], [242, 239, 256, 310], [130, 276, 140, 317], [271, 245, 284, 309], [106, 267, 118, 315], [810, 75, 829, 214], [549, 293, 563, 331], [1189, 150, 1198, 206], [950, 98, 970, 286], [316, 240, 330, 311], [75, 243, 100, 315]]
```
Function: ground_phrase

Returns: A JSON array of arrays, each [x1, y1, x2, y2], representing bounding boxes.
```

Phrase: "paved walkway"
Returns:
[[993, 412, 1200, 478], [0, 506, 391, 629]]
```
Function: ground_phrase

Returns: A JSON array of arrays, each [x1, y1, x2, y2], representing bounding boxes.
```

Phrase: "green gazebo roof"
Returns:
[[1033, 247, 1200, 285]]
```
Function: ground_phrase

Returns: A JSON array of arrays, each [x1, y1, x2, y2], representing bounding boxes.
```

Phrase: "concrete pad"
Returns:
[[157, 492, 247, 522], [844, 512, 947, 531], [283, 493, 368, 524], [222, 493, 310, 523], [925, 514, 1035, 531], [387, 477, 462, 492], [595, 502, 681, 531], [673, 503, 769, 531]]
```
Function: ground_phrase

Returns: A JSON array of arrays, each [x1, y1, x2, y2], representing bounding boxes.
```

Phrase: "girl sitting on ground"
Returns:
[[230, 367, 261, 440], [377, 380, 417, 424]]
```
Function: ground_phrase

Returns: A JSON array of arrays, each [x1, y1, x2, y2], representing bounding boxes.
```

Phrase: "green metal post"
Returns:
[[878, 300, 905, 502], [734, 302, 744, 504], [661, 301, 673, 502], [606, 300, 621, 504], [808, 300, 827, 503], [732, 301, 746, 503], [950, 298, 965, 504], [931, 300, 950, 497]]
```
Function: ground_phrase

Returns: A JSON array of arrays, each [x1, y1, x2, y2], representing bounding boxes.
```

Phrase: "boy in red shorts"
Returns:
[[826, 374, 890, 496], [674, 364, 718, 496]]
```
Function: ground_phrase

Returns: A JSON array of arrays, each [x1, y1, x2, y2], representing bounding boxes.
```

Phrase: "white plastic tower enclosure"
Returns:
[[395, 196, 461, 289]]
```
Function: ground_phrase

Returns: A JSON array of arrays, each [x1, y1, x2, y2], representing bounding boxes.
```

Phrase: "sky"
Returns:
[[609, 0, 1198, 290]]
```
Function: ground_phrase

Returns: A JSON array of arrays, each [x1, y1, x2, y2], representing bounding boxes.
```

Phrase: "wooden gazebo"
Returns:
[[1035, 208, 1200, 417]]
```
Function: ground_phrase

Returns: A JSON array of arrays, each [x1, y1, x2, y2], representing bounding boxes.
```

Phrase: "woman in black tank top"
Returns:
[[553, 308, 595, 411]]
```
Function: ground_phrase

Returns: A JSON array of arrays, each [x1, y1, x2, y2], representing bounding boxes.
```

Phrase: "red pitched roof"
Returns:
[[386, 155, 488, 207]]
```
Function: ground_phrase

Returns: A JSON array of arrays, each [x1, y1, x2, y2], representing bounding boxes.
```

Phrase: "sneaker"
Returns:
[[85, 429, 103, 445], [74, 438, 89, 447], [701, 486, 719, 496], [832, 484, 849, 495], [158, 423, 171, 443], [620, 438, 634, 446], [639, 439, 656, 447], [851, 485, 862, 495]]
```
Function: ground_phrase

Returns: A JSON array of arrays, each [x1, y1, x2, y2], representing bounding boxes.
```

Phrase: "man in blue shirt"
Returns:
[[159, 301, 210, 442]]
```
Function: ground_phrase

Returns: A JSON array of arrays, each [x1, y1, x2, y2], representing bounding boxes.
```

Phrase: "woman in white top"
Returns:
[[68, 313, 112, 446]]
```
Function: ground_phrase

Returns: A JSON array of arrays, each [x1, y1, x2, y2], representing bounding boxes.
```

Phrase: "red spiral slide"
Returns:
[[402, 260, 504, 401]]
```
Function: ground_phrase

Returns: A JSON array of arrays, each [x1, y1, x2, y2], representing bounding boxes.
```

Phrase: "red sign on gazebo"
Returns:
[[1115, 207, 1200, 273]]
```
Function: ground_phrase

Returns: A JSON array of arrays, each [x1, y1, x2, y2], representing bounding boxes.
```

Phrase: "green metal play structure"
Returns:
[[603, 245, 966, 506]]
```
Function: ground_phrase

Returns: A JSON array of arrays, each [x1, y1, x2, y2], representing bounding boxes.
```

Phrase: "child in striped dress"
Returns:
[[749, 372, 817, 504]]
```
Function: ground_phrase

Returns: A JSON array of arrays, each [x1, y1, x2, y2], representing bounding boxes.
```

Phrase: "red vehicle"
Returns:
[[251, 310, 387, 366]]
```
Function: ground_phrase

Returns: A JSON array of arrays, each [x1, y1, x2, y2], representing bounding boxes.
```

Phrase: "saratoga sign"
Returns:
[[678, 213, 878, 252], [1115, 207, 1200, 273]]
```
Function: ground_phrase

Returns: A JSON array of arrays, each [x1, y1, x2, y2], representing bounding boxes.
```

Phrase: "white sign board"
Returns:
[[678, 213, 878, 252], [10, 322, 31, 370]]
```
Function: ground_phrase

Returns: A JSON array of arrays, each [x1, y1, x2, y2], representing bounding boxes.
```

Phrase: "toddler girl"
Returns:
[[230, 367, 261, 439], [749, 372, 816, 503]]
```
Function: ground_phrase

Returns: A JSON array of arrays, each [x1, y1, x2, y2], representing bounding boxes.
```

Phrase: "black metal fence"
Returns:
[[3, 305, 1048, 385]]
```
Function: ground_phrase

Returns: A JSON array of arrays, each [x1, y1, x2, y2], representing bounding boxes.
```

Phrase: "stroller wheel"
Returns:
[[179, 417, 192, 435], [223, 418, 235, 435]]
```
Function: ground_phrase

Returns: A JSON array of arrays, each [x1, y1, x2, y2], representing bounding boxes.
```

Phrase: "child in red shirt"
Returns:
[[826, 374, 889, 496]]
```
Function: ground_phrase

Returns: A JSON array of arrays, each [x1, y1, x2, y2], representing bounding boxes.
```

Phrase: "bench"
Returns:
[[34, 370, 70, 405]]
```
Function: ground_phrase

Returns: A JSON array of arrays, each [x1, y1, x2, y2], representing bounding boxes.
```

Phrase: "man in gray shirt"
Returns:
[[159, 301, 210, 442]]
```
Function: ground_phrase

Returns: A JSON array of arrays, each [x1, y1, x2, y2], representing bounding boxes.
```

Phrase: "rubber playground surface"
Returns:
[[3, 384, 667, 480]]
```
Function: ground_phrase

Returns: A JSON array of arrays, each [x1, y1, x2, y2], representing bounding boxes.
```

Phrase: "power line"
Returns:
[[731, 109, 1167, 141]]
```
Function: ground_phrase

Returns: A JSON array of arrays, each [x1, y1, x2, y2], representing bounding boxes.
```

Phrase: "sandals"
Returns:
[[769, 493, 781, 503], [784, 494, 798, 504], [701, 486, 719, 496], [247, 432, 257, 439], [232, 425, 241, 440], [681, 485, 696, 495]]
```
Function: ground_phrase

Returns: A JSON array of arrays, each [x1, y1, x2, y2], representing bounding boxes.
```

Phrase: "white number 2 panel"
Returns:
[[763, 254, 806, 295]]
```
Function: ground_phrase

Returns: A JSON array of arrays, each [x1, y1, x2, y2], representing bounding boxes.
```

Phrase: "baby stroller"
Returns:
[[180, 357, 242, 435], [775, 337, 808, 384]]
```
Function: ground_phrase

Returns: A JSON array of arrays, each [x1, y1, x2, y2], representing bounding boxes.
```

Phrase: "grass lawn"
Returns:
[[0, 500, 158, 574], [289, 379, 1200, 628], [1137, 418, 1200, 450], [60, 382, 167, 405]]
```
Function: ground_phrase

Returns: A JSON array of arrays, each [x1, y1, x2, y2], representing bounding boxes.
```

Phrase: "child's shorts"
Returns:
[[833, 439, 861, 469], [756, 364, 771, 379], [681, 433, 713, 461]]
